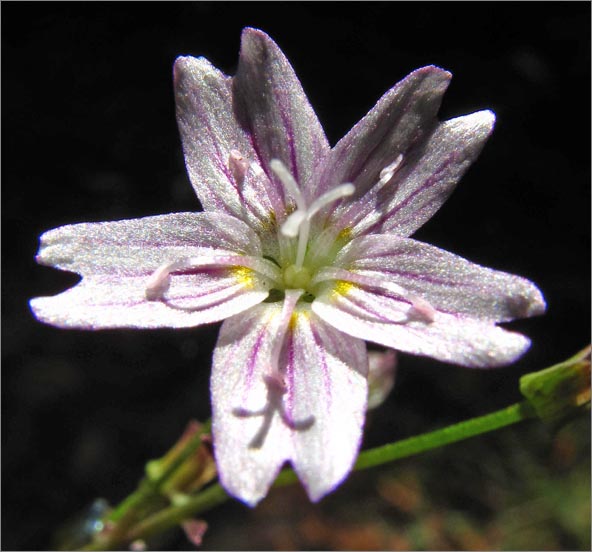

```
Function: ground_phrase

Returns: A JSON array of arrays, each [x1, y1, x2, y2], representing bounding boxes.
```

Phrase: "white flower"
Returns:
[[30, 28, 546, 506]]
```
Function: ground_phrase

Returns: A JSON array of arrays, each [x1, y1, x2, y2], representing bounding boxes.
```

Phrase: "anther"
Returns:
[[377, 154, 403, 188], [145, 260, 184, 300], [228, 150, 250, 186]]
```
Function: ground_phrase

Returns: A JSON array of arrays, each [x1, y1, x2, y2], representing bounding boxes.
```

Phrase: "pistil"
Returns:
[[270, 159, 355, 270]]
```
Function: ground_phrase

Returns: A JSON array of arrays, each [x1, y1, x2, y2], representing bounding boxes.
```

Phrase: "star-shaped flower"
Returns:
[[30, 28, 546, 506]]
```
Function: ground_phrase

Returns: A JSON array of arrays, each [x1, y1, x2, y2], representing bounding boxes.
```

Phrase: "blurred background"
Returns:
[[2, 2, 590, 550]]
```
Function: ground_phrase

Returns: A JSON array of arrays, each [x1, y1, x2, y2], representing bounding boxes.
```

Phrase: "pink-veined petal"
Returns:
[[30, 212, 278, 329], [33, 212, 265, 276], [329, 110, 496, 238], [30, 270, 269, 329], [312, 281, 532, 368], [211, 301, 367, 506], [333, 234, 546, 322], [211, 301, 293, 506], [234, 28, 330, 195], [311, 65, 451, 202], [174, 56, 288, 233], [174, 56, 253, 216], [287, 307, 368, 500]]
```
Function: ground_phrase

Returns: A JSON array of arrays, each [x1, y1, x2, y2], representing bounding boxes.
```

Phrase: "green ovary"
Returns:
[[283, 264, 312, 290]]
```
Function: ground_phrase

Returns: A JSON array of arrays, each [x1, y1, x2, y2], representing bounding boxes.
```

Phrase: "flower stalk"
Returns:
[[74, 347, 590, 551]]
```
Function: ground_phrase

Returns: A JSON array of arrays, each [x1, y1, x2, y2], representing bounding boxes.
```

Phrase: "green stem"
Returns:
[[127, 400, 536, 543], [108, 420, 211, 523], [354, 400, 535, 471], [127, 484, 229, 542], [82, 346, 589, 550], [81, 422, 213, 550]]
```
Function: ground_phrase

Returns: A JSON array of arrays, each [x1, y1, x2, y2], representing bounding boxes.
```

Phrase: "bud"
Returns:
[[145, 420, 216, 497], [520, 346, 591, 424], [367, 349, 397, 410]]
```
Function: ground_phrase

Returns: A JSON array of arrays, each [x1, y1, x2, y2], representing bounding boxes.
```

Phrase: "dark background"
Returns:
[[2, 2, 590, 550]]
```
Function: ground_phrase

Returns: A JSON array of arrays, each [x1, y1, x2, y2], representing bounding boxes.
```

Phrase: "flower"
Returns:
[[30, 28, 546, 506]]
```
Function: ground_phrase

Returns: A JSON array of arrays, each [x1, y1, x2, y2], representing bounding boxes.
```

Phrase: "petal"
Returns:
[[174, 56, 253, 215], [174, 56, 287, 232], [313, 282, 532, 368], [288, 308, 368, 500], [211, 301, 367, 505], [331, 110, 496, 238], [211, 303, 290, 506], [30, 212, 278, 329], [33, 212, 265, 275], [30, 270, 269, 329], [234, 28, 330, 192], [312, 65, 451, 201], [334, 234, 546, 322]]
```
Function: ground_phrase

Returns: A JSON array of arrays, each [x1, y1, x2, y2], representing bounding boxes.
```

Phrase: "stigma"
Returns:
[[270, 159, 355, 270]]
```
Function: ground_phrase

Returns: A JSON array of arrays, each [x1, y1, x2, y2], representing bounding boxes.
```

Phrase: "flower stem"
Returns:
[[127, 484, 228, 542], [354, 401, 534, 470], [114, 400, 538, 545], [78, 347, 590, 550], [110, 419, 211, 521], [80, 421, 212, 550], [272, 401, 535, 487]]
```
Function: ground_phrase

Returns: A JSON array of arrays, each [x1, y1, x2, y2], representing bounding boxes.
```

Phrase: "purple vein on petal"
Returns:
[[191, 95, 237, 188], [340, 290, 405, 323], [310, 321, 332, 404], [283, 328, 296, 424], [364, 154, 456, 235], [278, 100, 299, 184], [243, 324, 268, 401], [359, 268, 474, 288]]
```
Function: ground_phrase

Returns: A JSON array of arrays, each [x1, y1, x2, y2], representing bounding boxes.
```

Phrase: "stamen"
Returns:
[[268, 290, 303, 381], [145, 259, 186, 300], [228, 150, 250, 185], [145, 253, 281, 300], [312, 267, 436, 322], [377, 154, 403, 188]]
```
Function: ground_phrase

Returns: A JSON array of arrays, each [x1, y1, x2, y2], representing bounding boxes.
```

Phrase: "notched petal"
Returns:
[[30, 269, 270, 330], [211, 302, 368, 505]]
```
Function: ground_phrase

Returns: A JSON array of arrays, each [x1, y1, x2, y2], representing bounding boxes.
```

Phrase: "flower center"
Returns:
[[283, 265, 311, 289], [270, 159, 354, 272]]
